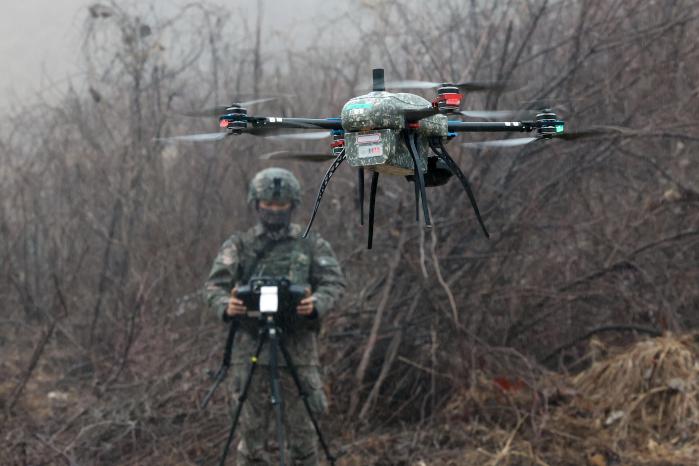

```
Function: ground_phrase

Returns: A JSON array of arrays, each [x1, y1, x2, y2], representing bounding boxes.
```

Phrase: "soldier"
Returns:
[[205, 167, 345, 465]]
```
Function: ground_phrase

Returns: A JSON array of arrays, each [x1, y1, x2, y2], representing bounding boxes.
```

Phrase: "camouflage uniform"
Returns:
[[205, 168, 345, 466]]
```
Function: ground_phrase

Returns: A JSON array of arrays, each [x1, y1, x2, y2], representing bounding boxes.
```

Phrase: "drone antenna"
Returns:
[[372, 68, 385, 92]]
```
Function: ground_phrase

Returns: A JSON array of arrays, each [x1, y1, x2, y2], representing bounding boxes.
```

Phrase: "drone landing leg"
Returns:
[[405, 132, 432, 229], [433, 141, 489, 238], [358, 168, 365, 226], [413, 168, 420, 222], [303, 150, 346, 238], [367, 171, 379, 249]]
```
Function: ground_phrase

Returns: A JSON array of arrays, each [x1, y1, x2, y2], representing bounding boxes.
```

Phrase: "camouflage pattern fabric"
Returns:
[[205, 221, 344, 465], [205, 222, 345, 366], [231, 365, 327, 466], [248, 167, 302, 204], [340, 91, 448, 175]]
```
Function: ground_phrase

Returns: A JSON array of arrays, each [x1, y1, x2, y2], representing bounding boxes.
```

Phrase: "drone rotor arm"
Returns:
[[448, 120, 534, 133]]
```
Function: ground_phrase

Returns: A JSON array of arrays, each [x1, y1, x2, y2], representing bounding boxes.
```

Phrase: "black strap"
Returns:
[[303, 150, 346, 238]]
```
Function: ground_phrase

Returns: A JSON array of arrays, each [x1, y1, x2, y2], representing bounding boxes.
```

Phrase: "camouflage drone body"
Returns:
[[341, 92, 448, 175]]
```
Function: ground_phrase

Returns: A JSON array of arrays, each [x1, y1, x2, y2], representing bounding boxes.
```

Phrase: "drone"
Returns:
[[163, 68, 596, 249]]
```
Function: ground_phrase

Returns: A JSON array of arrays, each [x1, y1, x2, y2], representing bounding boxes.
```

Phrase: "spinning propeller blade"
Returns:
[[459, 109, 535, 119], [156, 132, 227, 142], [461, 127, 622, 149], [262, 131, 331, 140], [403, 107, 440, 121], [556, 128, 617, 140], [259, 151, 335, 162], [386, 79, 509, 92], [181, 97, 279, 117], [461, 137, 538, 148]]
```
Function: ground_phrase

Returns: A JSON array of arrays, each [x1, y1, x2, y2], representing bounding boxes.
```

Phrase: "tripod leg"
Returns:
[[218, 331, 267, 466], [266, 319, 287, 466], [303, 150, 346, 238], [405, 132, 432, 229], [278, 337, 336, 466], [201, 319, 239, 410]]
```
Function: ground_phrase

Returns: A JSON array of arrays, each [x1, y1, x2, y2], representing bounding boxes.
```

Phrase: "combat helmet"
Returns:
[[248, 167, 301, 205]]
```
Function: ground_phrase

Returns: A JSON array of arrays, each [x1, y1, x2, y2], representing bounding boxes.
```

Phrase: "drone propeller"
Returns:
[[403, 107, 441, 121], [461, 137, 539, 148], [181, 97, 279, 117], [156, 132, 227, 143], [555, 128, 618, 140], [262, 131, 331, 140], [459, 109, 536, 120], [259, 151, 335, 162], [385, 79, 509, 92], [461, 127, 622, 149]]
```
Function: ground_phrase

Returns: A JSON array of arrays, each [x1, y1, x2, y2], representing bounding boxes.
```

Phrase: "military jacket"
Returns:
[[205, 223, 345, 366]]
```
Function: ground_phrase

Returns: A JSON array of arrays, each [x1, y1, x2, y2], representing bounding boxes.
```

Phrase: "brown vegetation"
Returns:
[[2, 0, 699, 464]]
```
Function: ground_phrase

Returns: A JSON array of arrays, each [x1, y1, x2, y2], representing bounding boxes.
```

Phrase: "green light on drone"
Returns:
[[555, 124, 565, 133]]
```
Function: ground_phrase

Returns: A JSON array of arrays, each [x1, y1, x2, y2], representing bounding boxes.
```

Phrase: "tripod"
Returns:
[[217, 314, 336, 466]]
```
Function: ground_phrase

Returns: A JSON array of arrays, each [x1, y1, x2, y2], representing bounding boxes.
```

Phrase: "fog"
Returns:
[[1, 0, 348, 105]]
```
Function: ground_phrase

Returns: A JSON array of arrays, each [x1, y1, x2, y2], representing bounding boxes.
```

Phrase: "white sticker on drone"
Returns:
[[357, 133, 381, 144], [350, 109, 365, 116], [268, 117, 282, 123]]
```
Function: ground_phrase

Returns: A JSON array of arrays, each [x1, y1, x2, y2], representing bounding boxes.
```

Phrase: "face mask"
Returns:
[[257, 205, 292, 232]]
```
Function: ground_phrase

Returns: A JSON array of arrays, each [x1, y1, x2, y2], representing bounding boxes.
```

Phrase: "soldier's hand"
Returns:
[[296, 288, 315, 317], [227, 287, 247, 317]]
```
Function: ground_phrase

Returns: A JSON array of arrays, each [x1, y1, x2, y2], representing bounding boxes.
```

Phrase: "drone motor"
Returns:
[[535, 109, 562, 138], [435, 85, 462, 112], [219, 105, 248, 133]]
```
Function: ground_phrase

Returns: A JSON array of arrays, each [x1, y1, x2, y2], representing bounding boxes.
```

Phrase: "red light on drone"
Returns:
[[219, 119, 230, 128], [441, 93, 462, 107]]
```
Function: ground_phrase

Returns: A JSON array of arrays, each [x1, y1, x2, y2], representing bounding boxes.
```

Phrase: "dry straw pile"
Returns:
[[394, 333, 699, 466]]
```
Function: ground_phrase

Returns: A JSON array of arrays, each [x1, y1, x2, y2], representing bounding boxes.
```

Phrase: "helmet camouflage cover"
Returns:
[[248, 167, 301, 204]]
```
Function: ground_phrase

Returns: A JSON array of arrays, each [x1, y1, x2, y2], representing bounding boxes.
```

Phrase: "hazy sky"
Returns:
[[1, 0, 349, 105]]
